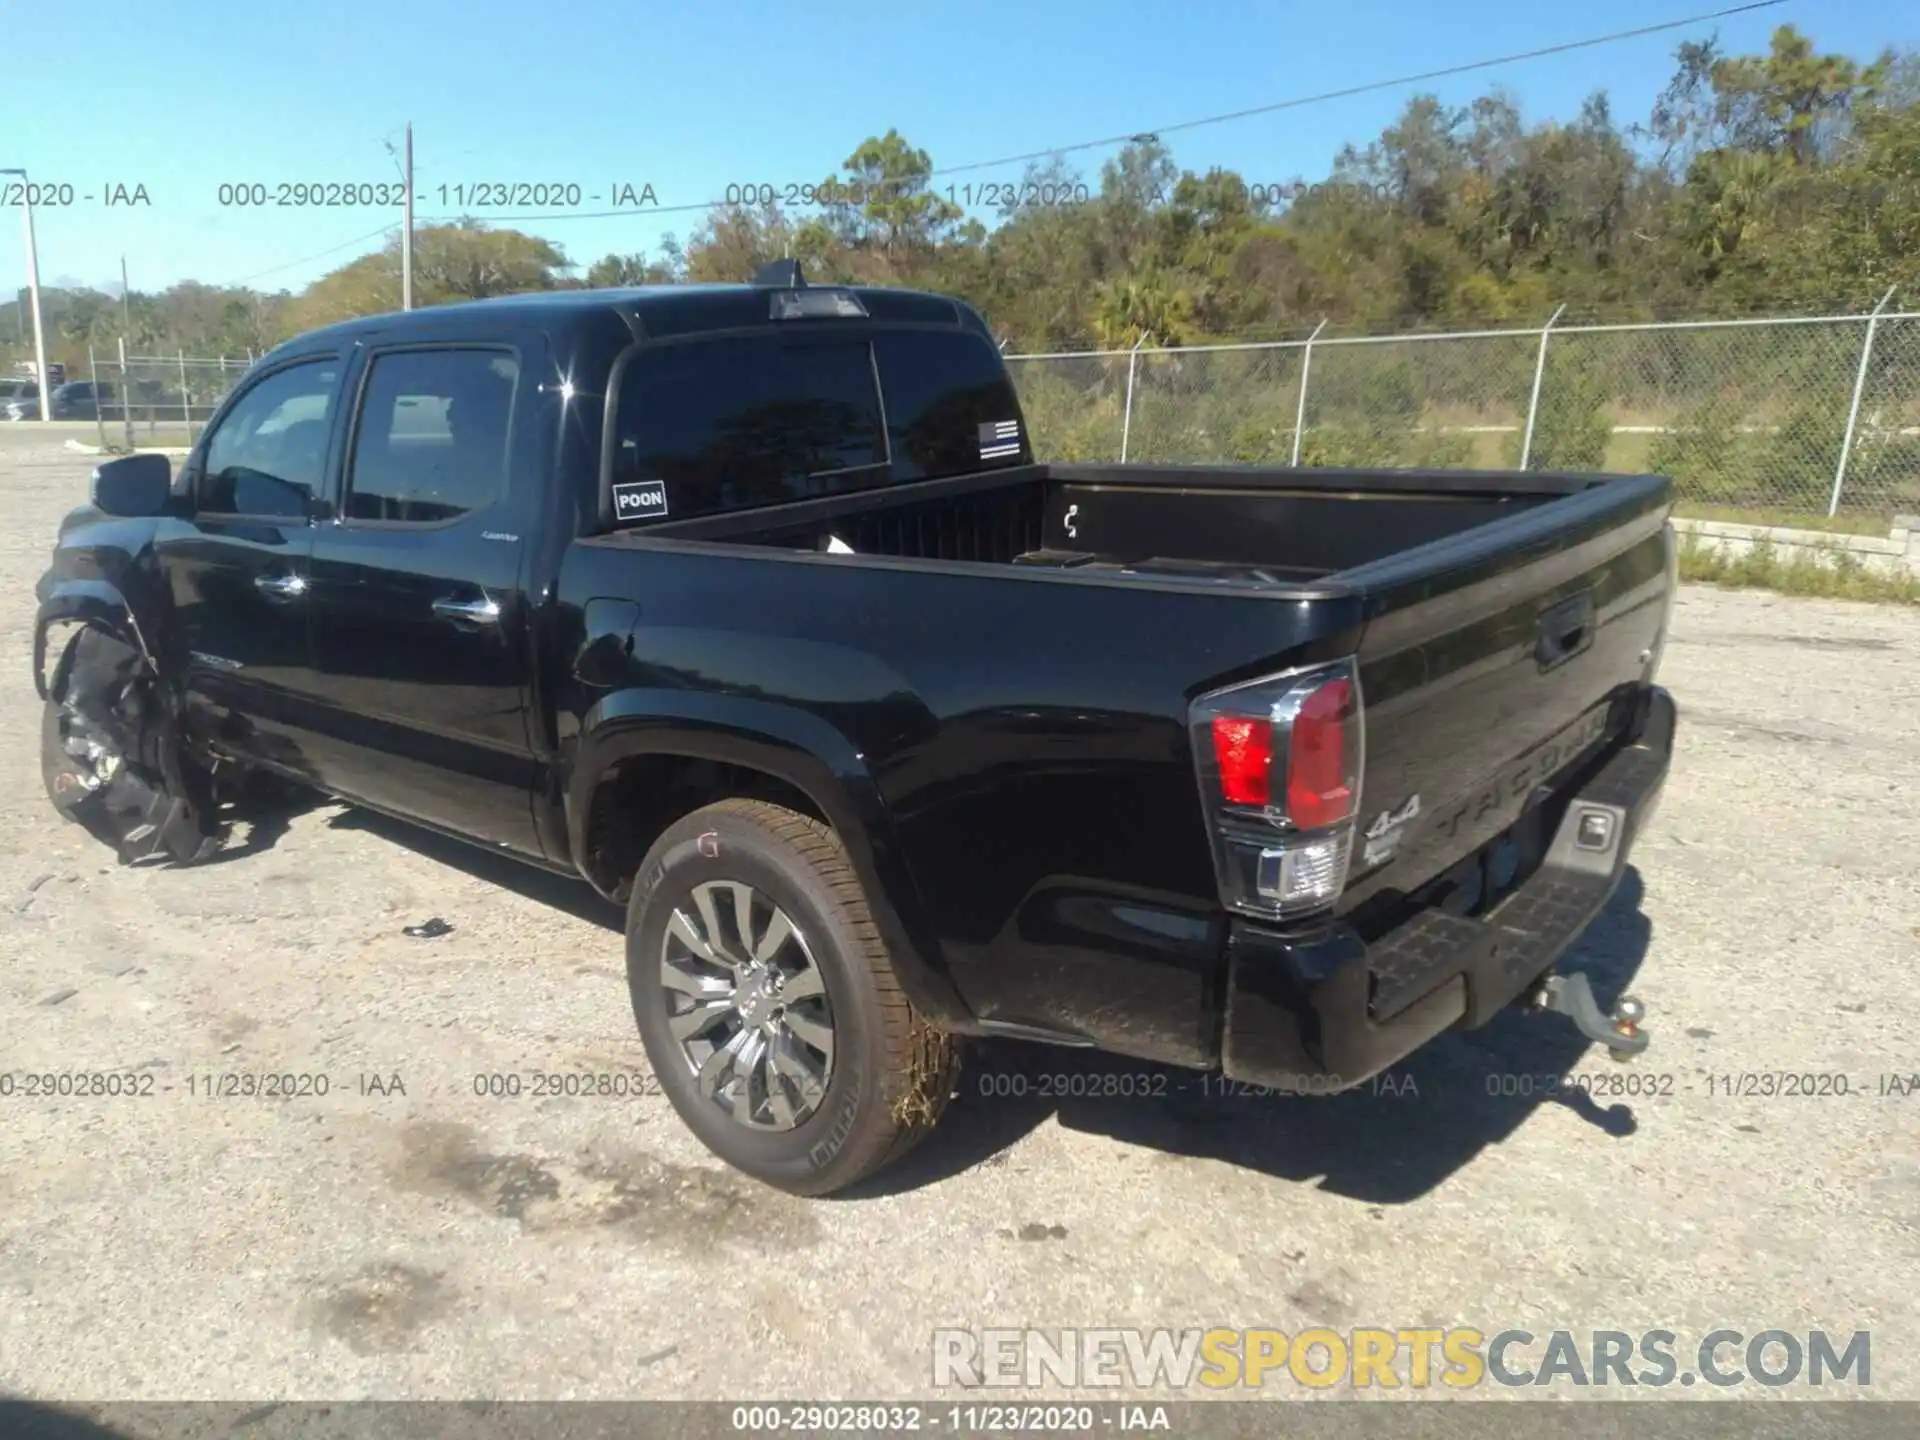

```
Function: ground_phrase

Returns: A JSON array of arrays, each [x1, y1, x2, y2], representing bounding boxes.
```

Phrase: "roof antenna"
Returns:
[[753, 258, 804, 288]]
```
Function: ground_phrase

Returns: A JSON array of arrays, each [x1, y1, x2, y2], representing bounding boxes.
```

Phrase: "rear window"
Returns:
[[871, 330, 1029, 482], [610, 334, 884, 521], [608, 325, 1028, 523]]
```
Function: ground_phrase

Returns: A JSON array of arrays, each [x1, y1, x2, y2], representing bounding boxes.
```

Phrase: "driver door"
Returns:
[[162, 351, 348, 779]]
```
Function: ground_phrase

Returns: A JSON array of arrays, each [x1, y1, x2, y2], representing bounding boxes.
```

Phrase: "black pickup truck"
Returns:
[[34, 267, 1677, 1194]]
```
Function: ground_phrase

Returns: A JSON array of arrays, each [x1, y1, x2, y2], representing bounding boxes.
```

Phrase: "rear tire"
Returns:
[[624, 798, 958, 1195]]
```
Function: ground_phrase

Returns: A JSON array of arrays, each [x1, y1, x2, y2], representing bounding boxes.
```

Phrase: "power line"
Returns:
[[413, 195, 757, 225], [232, 125, 436, 287], [220, 0, 1791, 284], [927, 0, 1791, 177], [410, 0, 1789, 225], [231, 222, 398, 285]]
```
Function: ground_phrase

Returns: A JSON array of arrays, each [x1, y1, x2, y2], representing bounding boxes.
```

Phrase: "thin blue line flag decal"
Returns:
[[978, 419, 1023, 461]]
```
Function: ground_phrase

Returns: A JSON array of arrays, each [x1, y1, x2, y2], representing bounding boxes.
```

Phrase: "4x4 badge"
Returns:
[[1365, 793, 1420, 840]]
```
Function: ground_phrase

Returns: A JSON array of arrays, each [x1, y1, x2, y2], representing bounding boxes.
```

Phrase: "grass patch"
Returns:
[[1602, 429, 1655, 475], [1672, 502, 1891, 537], [1466, 429, 1520, 469], [1677, 529, 1920, 603]]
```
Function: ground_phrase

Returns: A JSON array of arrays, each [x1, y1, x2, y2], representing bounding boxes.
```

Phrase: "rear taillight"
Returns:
[[1210, 716, 1273, 806], [1190, 660, 1365, 920], [1285, 677, 1359, 829]]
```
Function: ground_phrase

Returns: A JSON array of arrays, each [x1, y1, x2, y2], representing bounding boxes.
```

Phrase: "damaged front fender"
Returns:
[[34, 584, 156, 701], [35, 507, 170, 700], [38, 612, 225, 868], [35, 509, 227, 865]]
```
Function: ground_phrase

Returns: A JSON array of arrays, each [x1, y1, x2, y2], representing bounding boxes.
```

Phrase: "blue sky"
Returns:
[[2, 0, 1911, 298]]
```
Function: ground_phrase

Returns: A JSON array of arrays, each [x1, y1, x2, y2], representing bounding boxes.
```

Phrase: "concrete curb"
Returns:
[[62, 438, 193, 458], [1674, 514, 1920, 579]]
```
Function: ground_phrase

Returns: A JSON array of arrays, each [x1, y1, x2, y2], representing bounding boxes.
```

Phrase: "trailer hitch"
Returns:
[[1526, 972, 1649, 1061]]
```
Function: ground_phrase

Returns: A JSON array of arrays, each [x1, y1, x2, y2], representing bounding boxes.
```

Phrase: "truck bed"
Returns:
[[568, 461, 1672, 1066], [589, 463, 1598, 589]]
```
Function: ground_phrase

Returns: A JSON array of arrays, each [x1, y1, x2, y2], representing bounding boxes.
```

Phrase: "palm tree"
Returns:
[[1687, 149, 1783, 259], [1091, 270, 1196, 350]]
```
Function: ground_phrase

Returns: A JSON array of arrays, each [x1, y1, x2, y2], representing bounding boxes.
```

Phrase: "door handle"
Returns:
[[431, 593, 502, 629], [1535, 592, 1595, 669], [254, 571, 308, 602]]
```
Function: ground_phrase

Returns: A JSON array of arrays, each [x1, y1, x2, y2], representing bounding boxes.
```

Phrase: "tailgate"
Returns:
[[1333, 475, 1674, 920]]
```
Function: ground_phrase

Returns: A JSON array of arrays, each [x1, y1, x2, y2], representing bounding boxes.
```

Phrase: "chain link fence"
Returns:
[[1847, 314, 1920, 522], [1005, 304, 1920, 528], [1000, 351, 1131, 462], [82, 345, 255, 449]]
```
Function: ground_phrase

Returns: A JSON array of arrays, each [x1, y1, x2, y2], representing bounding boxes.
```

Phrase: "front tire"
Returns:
[[41, 626, 224, 866], [625, 799, 957, 1195]]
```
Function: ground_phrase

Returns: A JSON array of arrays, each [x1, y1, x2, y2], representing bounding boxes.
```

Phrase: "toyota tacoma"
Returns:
[[34, 266, 1677, 1193]]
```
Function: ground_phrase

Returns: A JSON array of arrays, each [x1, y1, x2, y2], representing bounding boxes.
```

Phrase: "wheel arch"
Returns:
[[571, 690, 973, 1031], [34, 583, 157, 701]]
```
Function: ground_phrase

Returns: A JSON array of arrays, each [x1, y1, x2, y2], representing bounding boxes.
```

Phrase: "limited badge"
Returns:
[[1361, 793, 1421, 868], [612, 479, 669, 522]]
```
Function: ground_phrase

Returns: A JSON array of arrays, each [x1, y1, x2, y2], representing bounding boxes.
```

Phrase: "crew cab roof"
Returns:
[[263, 282, 990, 360]]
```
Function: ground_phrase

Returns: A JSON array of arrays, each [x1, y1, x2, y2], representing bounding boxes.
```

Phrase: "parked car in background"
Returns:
[[52, 379, 190, 424], [1, 380, 40, 420], [50, 381, 115, 421]]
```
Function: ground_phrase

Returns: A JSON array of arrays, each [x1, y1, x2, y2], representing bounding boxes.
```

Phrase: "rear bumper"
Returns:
[[1220, 685, 1675, 1089]]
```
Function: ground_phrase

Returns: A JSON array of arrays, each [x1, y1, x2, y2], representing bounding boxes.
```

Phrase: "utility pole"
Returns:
[[2, 168, 51, 420], [121, 255, 132, 338], [402, 123, 414, 310]]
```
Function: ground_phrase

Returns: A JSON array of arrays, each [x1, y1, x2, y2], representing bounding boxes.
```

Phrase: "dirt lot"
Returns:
[[0, 435, 1916, 1403]]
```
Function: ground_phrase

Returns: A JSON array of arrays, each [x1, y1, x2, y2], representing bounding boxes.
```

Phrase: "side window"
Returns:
[[345, 349, 518, 524], [871, 330, 1030, 481], [200, 358, 341, 518], [609, 334, 885, 521]]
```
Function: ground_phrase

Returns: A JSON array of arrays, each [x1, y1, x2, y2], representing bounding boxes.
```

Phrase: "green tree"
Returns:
[[681, 203, 795, 283], [282, 222, 570, 335], [585, 245, 684, 287], [833, 129, 964, 261], [1091, 271, 1196, 349]]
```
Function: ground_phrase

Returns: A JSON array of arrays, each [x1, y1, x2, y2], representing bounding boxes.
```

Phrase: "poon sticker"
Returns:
[[613, 479, 669, 521]]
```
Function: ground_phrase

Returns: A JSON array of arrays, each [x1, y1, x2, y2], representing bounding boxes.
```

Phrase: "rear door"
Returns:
[[302, 340, 544, 854]]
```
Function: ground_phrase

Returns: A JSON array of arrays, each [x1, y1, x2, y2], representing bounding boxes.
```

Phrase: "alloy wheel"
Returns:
[[659, 879, 835, 1131]]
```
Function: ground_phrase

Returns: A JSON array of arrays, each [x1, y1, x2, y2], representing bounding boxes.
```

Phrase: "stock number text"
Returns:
[[217, 182, 409, 208]]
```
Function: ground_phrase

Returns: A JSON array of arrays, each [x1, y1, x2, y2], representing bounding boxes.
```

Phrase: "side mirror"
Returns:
[[91, 453, 173, 518]]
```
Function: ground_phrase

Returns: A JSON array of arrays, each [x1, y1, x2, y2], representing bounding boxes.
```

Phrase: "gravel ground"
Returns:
[[0, 436, 1915, 1404]]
